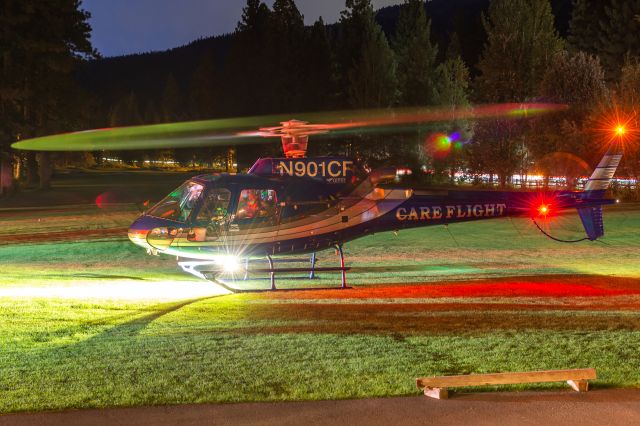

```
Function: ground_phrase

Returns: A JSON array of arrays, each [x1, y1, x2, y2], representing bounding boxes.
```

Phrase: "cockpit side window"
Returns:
[[196, 188, 231, 225], [235, 189, 278, 221], [146, 181, 204, 222]]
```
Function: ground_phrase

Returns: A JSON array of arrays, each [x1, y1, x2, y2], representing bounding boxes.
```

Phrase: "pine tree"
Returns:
[[567, 0, 608, 55], [267, 0, 306, 112], [436, 57, 471, 109], [569, 0, 640, 79], [445, 32, 463, 61], [598, 0, 640, 78], [529, 51, 608, 185], [161, 73, 182, 122], [225, 0, 272, 115], [236, 0, 271, 35], [299, 18, 335, 111], [472, 0, 563, 187], [468, 119, 527, 188], [393, 0, 438, 106], [0, 0, 95, 192], [475, 0, 563, 102], [337, 0, 374, 76], [620, 60, 640, 110], [434, 56, 471, 182], [341, 0, 397, 108], [540, 51, 607, 107], [616, 60, 640, 179], [189, 54, 219, 120], [110, 92, 144, 165]]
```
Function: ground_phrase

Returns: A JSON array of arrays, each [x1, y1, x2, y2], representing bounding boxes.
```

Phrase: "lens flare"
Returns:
[[593, 107, 638, 149], [95, 191, 118, 209], [538, 204, 550, 217], [425, 131, 467, 159], [516, 192, 561, 220], [425, 132, 451, 159], [220, 255, 241, 273]]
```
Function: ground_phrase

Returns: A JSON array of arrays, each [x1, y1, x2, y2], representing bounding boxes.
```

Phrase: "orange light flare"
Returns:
[[593, 108, 639, 150]]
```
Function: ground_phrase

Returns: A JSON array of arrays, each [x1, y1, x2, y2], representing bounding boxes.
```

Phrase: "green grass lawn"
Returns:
[[1, 198, 640, 413]]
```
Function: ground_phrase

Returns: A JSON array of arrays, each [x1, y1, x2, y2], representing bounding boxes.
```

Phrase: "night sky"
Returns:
[[82, 0, 404, 58]]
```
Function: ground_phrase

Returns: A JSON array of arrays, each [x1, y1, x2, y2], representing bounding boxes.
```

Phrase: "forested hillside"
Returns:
[[3, 0, 640, 198]]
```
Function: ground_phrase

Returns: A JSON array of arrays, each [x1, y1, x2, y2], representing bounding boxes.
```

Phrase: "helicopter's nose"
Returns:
[[128, 218, 151, 249]]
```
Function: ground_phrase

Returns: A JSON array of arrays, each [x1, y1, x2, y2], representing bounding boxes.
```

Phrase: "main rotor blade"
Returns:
[[11, 103, 566, 152]]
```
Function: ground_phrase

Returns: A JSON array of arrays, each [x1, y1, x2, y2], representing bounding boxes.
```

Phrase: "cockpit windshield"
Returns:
[[146, 181, 204, 222]]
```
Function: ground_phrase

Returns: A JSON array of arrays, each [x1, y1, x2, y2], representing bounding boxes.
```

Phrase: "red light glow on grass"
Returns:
[[262, 276, 640, 300]]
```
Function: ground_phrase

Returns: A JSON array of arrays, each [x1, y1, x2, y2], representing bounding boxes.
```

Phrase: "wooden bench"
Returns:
[[416, 368, 597, 399]]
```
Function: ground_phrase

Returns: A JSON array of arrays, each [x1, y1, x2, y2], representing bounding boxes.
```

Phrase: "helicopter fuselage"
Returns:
[[128, 156, 614, 265]]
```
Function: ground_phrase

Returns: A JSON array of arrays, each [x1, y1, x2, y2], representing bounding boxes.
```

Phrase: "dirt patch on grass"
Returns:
[[0, 228, 128, 245], [238, 302, 640, 335], [232, 275, 640, 336]]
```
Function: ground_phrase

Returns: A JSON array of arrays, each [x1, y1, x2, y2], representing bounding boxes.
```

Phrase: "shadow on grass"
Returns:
[[83, 294, 228, 340], [24, 294, 226, 345]]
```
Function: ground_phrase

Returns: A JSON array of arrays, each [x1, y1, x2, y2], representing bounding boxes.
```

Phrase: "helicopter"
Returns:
[[12, 104, 623, 290]]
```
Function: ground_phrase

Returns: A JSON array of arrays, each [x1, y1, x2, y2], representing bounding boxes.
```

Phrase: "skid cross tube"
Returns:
[[310, 252, 317, 279], [252, 248, 348, 290], [267, 255, 276, 290], [243, 253, 317, 281], [336, 244, 346, 288]]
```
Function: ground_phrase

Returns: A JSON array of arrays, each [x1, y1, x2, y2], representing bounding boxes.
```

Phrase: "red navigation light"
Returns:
[[538, 203, 550, 217]]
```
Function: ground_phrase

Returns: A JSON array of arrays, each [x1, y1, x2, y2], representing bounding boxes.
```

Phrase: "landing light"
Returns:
[[219, 255, 241, 273], [616, 125, 626, 136]]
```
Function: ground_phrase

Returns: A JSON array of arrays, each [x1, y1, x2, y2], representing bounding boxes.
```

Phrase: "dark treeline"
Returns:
[[2, 0, 640, 197]]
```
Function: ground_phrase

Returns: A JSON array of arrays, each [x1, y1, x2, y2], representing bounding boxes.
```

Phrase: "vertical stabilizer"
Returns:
[[583, 146, 623, 194], [577, 143, 622, 240]]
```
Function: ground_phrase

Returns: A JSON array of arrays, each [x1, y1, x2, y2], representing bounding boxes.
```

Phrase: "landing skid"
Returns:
[[178, 245, 350, 292], [212, 280, 348, 294]]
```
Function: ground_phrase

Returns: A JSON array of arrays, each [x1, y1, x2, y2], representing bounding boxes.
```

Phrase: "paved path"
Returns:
[[2, 389, 640, 426]]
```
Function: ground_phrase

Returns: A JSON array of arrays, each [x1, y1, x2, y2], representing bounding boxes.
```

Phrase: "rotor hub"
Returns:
[[254, 119, 329, 158]]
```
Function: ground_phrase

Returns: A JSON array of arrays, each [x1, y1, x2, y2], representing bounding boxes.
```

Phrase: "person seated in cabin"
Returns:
[[236, 190, 259, 220]]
